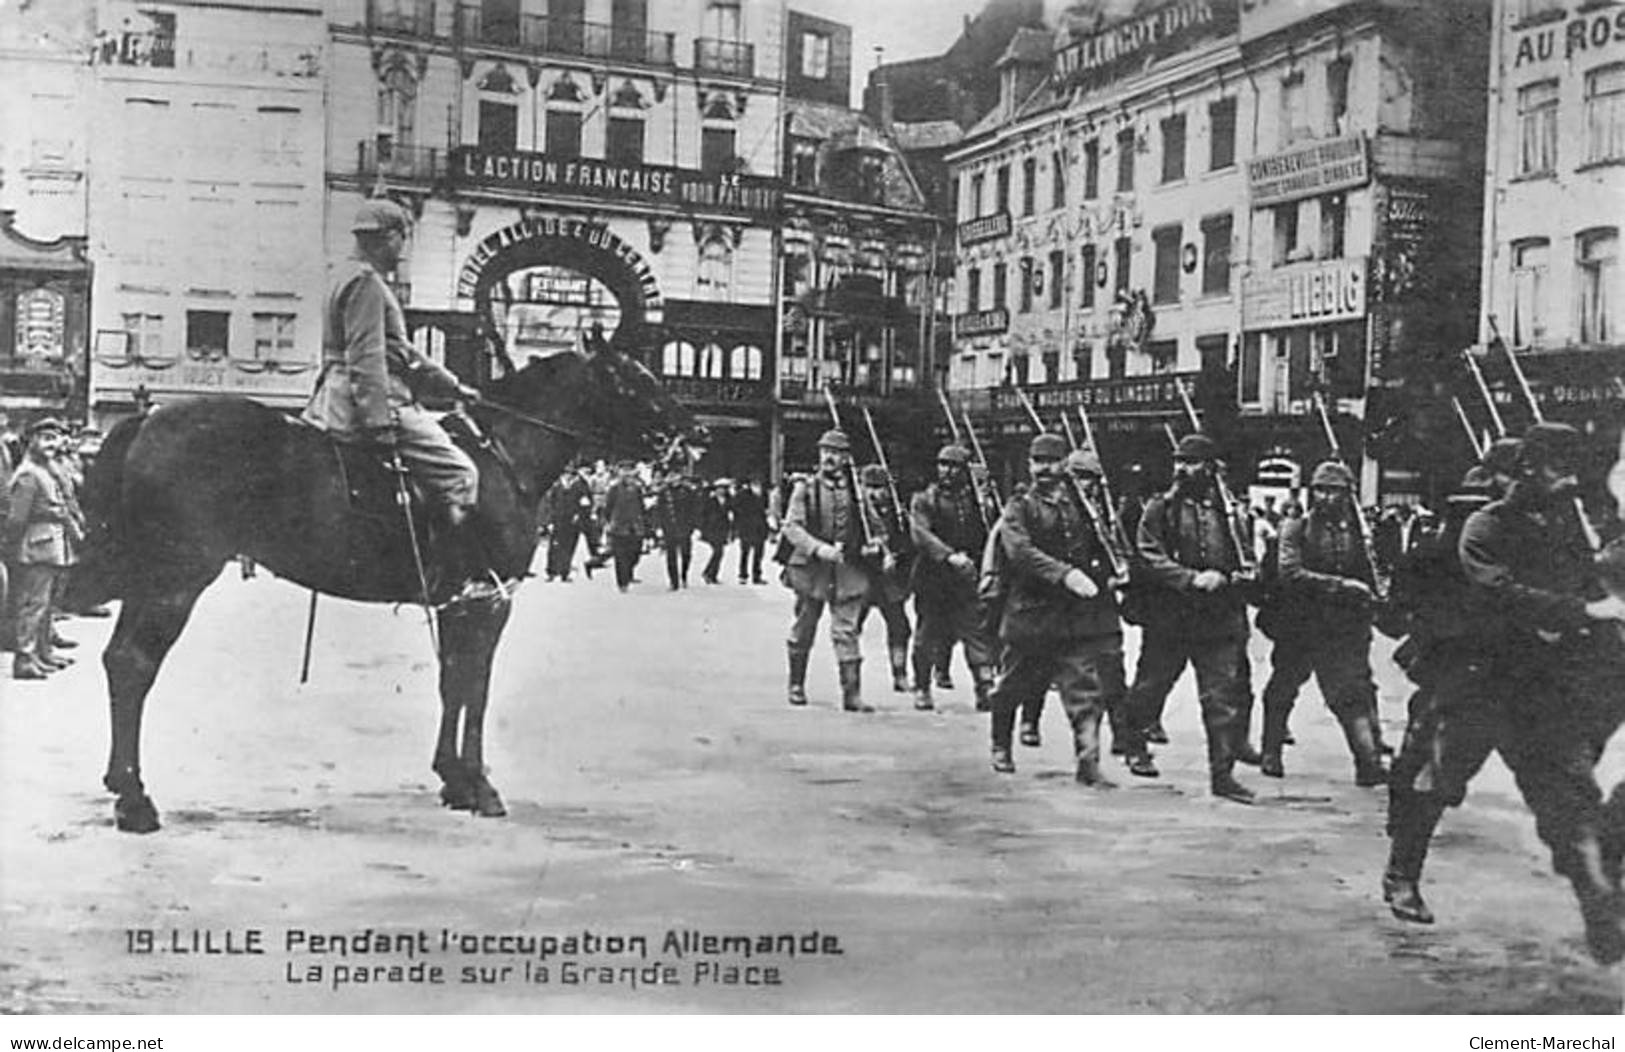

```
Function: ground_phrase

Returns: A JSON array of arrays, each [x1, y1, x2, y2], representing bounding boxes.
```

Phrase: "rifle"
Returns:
[[1461, 347, 1509, 439], [1175, 378, 1257, 577], [1016, 388, 1127, 582], [1489, 317, 1605, 552], [960, 409, 1000, 532], [861, 404, 908, 538], [936, 386, 964, 446], [1312, 388, 1387, 598], [821, 385, 879, 551], [1452, 396, 1485, 460], [1078, 405, 1133, 554]]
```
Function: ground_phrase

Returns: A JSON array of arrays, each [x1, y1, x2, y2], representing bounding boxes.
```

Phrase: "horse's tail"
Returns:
[[66, 413, 146, 604]]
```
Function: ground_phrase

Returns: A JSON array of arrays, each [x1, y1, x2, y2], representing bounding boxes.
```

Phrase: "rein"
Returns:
[[475, 397, 583, 440]]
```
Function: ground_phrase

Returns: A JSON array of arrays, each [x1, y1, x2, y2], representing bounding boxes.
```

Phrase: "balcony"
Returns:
[[455, 8, 675, 67], [367, 0, 437, 37], [694, 37, 753, 77], [357, 141, 446, 182]]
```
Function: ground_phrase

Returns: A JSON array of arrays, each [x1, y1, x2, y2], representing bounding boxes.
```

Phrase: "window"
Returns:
[[122, 312, 163, 359], [1320, 194, 1346, 259], [1273, 203, 1301, 265], [1160, 113, 1185, 183], [1083, 139, 1099, 199], [1518, 80, 1559, 177], [482, 0, 520, 46], [1586, 64, 1625, 165], [701, 126, 736, 174], [1021, 157, 1036, 216], [1113, 237, 1131, 295], [1197, 334, 1230, 379], [1517, 0, 1564, 22], [697, 342, 725, 379], [995, 165, 1010, 213], [729, 344, 763, 381], [1201, 213, 1232, 295], [478, 100, 518, 153], [1019, 257, 1034, 313], [966, 266, 981, 313], [1241, 333, 1262, 403], [969, 172, 985, 217], [697, 238, 733, 299], [1146, 339, 1177, 374], [1327, 57, 1352, 135], [1107, 339, 1126, 380], [1209, 97, 1236, 170], [1510, 238, 1550, 346], [1080, 244, 1097, 309], [1281, 71, 1310, 144], [257, 106, 300, 169], [377, 65, 417, 149], [1072, 341, 1091, 381], [789, 137, 817, 188], [546, 109, 582, 157], [801, 31, 830, 79], [1152, 224, 1182, 305], [1577, 227, 1618, 344], [186, 310, 230, 360], [1048, 249, 1064, 310], [1009, 353, 1030, 386], [1052, 151, 1066, 210], [606, 116, 644, 165], [662, 339, 696, 377], [1115, 127, 1135, 192], [993, 262, 1008, 309], [252, 313, 296, 360], [704, 0, 740, 40]]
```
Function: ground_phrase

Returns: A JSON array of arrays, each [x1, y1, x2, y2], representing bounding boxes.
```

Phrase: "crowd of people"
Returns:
[[1, 412, 111, 681]]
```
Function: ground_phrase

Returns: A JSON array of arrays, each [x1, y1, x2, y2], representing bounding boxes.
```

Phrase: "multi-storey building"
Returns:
[[86, 0, 328, 428], [327, 0, 788, 480], [1476, 0, 1625, 477], [944, 0, 1488, 503], [0, 0, 94, 425]]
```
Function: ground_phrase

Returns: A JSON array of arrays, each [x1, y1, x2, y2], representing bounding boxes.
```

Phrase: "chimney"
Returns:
[[873, 53, 893, 130]]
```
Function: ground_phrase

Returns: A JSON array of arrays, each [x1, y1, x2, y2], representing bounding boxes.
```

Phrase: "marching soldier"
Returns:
[[1256, 461, 1389, 785], [856, 464, 914, 693], [985, 434, 1124, 786], [908, 444, 996, 712], [781, 429, 877, 713], [1386, 425, 1625, 964], [1119, 433, 1255, 804]]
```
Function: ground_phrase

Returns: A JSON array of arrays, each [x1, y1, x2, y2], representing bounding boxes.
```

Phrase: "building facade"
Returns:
[[1476, 0, 1625, 484], [943, 0, 1488, 503], [0, 0, 94, 425]]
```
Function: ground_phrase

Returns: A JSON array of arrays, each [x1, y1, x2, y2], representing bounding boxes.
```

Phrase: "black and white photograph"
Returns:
[[4, 0, 1625, 1030]]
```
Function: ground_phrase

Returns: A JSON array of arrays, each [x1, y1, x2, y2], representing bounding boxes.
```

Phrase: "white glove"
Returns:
[[1063, 569, 1099, 599], [1192, 570, 1228, 593]]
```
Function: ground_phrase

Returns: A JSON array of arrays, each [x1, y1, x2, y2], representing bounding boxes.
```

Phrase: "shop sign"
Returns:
[[1247, 135, 1369, 208], [451, 147, 782, 220], [94, 361, 312, 397], [990, 371, 1198, 414], [1242, 257, 1367, 329], [1513, 7, 1625, 69], [957, 309, 1009, 337], [16, 288, 65, 361], [958, 212, 1012, 248], [455, 215, 662, 323], [663, 377, 770, 404], [1054, 0, 1238, 94]]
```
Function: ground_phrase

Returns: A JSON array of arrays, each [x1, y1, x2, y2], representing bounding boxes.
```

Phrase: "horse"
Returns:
[[71, 345, 701, 833]]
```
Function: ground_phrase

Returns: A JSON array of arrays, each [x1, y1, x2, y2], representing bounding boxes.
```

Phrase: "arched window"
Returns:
[[377, 64, 417, 148], [729, 343, 762, 380], [697, 238, 732, 299], [661, 339, 696, 377], [698, 341, 725, 379]]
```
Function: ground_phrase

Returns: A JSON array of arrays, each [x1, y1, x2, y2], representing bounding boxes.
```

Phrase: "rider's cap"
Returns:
[[24, 417, 65, 440], [351, 198, 412, 235]]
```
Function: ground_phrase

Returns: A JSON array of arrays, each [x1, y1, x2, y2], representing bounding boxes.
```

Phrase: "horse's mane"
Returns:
[[484, 350, 588, 407]]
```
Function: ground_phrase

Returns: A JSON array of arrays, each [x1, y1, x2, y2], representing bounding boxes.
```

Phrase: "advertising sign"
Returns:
[[1247, 135, 1369, 207], [1053, 0, 1238, 94], [1242, 257, 1368, 329], [451, 147, 781, 220]]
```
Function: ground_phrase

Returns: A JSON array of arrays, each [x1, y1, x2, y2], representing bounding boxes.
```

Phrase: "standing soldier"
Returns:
[[985, 434, 1124, 784], [698, 479, 732, 585], [780, 429, 876, 713], [543, 463, 593, 582], [653, 469, 699, 590], [4, 419, 78, 680], [601, 460, 647, 593], [1256, 460, 1389, 785], [909, 444, 996, 712], [731, 477, 771, 585], [856, 464, 913, 693], [1387, 425, 1625, 963], [1119, 433, 1255, 803]]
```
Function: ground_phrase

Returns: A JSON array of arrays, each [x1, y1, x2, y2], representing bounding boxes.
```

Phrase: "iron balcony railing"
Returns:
[[455, 7, 674, 66], [694, 37, 753, 77], [367, 0, 437, 37], [357, 140, 445, 182]]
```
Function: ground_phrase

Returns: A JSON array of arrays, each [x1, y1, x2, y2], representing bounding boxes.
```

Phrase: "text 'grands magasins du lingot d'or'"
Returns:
[[125, 927, 846, 992]]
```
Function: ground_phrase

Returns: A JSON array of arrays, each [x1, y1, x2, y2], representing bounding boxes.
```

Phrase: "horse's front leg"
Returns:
[[435, 596, 512, 817]]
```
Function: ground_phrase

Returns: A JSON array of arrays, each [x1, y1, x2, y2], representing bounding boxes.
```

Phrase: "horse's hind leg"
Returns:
[[102, 579, 213, 833], [435, 597, 512, 817]]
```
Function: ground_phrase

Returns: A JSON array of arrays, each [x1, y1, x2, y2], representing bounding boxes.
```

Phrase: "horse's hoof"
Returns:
[[115, 795, 160, 834], [439, 782, 477, 812], [473, 784, 507, 818]]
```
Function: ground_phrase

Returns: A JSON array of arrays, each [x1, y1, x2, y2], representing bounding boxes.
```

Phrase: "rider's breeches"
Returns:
[[396, 405, 478, 512]]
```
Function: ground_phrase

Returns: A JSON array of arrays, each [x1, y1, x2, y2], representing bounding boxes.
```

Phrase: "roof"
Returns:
[[889, 120, 965, 151], [995, 26, 1052, 68]]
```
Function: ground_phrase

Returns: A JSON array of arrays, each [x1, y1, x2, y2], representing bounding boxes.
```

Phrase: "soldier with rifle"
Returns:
[[909, 442, 996, 712], [856, 462, 915, 694]]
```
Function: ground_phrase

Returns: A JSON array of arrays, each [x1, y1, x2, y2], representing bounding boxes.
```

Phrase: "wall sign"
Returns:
[[1053, 0, 1238, 94], [1247, 135, 1369, 208], [1513, 7, 1625, 69], [1242, 257, 1368, 330]]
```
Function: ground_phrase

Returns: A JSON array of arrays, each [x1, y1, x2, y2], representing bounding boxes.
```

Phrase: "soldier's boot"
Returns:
[[990, 704, 1016, 774], [839, 660, 874, 714], [1107, 700, 1130, 757], [1073, 711, 1117, 789], [934, 657, 955, 691], [972, 666, 996, 713], [1259, 696, 1292, 779], [1382, 789, 1442, 925], [1560, 833, 1625, 966], [889, 645, 911, 694], [1206, 723, 1254, 804], [1369, 695, 1395, 758], [1118, 706, 1160, 777], [1337, 708, 1390, 787], [1019, 693, 1044, 747], [910, 646, 934, 710], [787, 647, 810, 707]]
